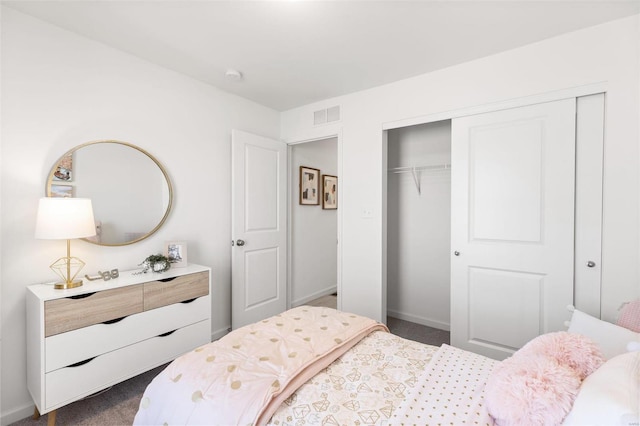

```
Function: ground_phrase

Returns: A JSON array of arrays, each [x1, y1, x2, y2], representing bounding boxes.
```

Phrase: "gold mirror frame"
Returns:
[[46, 140, 173, 246]]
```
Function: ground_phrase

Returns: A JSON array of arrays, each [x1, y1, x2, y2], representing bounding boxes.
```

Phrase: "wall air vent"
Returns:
[[313, 105, 341, 125], [326, 106, 340, 122], [314, 109, 327, 125]]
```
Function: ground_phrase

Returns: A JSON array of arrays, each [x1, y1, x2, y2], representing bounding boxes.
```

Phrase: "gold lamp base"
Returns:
[[50, 241, 86, 290], [54, 279, 83, 290]]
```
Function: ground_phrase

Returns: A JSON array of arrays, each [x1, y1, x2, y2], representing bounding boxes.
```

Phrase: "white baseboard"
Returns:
[[211, 326, 230, 342], [2, 401, 35, 426], [291, 286, 337, 307], [386, 309, 450, 331]]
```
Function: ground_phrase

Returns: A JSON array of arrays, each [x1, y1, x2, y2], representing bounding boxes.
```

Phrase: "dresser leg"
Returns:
[[33, 407, 40, 420], [47, 410, 57, 426]]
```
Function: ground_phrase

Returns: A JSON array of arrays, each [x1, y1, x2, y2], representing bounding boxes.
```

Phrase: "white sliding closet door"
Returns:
[[450, 99, 576, 360]]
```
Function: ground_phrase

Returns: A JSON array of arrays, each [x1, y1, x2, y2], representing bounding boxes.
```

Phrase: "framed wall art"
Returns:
[[322, 175, 338, 209], [164, 241, 188, 268], [299, 166, 320, 205]]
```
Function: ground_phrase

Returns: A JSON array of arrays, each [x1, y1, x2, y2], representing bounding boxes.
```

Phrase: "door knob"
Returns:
[[236, 239, 246, 247], [586, 260, 596, 268], [454, 251, 460, 256]]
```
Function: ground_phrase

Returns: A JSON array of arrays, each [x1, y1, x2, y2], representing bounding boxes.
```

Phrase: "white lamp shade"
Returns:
[[35, 198, 97, 240]]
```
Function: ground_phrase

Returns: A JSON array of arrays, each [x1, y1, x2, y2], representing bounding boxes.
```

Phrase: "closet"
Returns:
[[385, 93, 604, 360], [386, 120, 452, 331]]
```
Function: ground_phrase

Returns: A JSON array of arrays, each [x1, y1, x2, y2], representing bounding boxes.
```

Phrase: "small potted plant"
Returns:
[[136, 254, 171, 274]]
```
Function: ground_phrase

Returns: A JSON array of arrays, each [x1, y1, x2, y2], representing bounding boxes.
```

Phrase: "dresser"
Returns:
[[26, 264, 211, 423]]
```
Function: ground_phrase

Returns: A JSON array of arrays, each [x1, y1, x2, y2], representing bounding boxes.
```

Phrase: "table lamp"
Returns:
[[35, 197, 96, 289]]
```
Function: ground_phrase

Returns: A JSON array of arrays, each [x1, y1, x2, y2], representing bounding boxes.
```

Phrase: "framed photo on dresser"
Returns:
[[165, 241, 187, 268]]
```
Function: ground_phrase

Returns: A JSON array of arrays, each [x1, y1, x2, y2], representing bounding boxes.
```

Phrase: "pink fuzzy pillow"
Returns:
[[485, 354, 581, 426], [485, 332, 605, 426], [617, 299, 640, 332], [519, 331, 605, 379]]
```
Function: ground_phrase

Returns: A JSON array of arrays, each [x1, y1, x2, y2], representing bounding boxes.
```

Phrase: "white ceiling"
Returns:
[[4, 1, 639, 111]]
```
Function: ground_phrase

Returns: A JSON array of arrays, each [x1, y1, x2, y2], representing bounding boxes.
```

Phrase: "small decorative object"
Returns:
[[135, 254, 171, 274], [299, 166, 320, 205], [322, 175, 338, 209], [99, 269, 120, 280], [84, 274, 102, 281], [165, 241, 187, 268], [84, 268, 119, 281]]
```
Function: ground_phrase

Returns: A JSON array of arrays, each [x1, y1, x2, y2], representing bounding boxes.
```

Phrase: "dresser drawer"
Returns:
[[45, 319, 210, 411], [45, 285, 143, 337], [143, 271, 209, 310], [45, 295, 210, 372]]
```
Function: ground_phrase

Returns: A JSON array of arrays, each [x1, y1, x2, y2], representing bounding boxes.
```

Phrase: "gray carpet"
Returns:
[[12, 298, 449, 425], [387, 316, 450, 346], [308, 294, 450, 346], [10, 365, 165, 426]]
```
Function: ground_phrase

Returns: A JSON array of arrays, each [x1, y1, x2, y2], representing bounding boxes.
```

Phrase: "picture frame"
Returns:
[[164, 241, 188, 268], [52, 152, 73, 182], [50, 184, 74, 198], [322, 175, 338, 210], [299, 166, 320, 205]]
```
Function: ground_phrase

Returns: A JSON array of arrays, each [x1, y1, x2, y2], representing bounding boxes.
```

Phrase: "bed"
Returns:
[[133, 305, 640, 426]]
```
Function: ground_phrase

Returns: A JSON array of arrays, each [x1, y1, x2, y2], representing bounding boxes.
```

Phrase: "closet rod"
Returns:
[[388, 164, 451, 174], [388, 164, 451, 195]]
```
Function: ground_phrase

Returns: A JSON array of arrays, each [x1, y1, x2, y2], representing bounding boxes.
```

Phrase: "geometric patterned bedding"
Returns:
[[393, 344, 498, 425], [268, 330, 439, 425]]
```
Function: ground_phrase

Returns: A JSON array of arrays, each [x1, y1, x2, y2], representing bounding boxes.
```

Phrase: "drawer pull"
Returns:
[[158, 277, 177, 283], [68, 357, 96, 368], [158, 329, 177, 337], [102, 316, 127, 325], [68, 292, 97, 300], [180, 298, 197, 304]]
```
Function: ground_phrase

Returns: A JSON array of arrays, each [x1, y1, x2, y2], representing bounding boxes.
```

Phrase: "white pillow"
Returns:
[[563, 351, 640, 425], [567, 309, 639, 359]]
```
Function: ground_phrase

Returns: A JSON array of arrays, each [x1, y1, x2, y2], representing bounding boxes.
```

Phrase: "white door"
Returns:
[[450, 99, 576, 360], [231, 129, 287, 329]]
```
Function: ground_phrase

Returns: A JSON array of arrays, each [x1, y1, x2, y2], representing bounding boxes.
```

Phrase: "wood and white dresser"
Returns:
[[26, 264, 211, 425]]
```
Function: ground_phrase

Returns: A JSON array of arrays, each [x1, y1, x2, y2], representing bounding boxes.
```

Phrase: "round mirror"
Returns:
[[46, 140, 173, 246]]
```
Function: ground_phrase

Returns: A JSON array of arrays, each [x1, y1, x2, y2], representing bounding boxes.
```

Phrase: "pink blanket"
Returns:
[[133, 306, 388, 425]]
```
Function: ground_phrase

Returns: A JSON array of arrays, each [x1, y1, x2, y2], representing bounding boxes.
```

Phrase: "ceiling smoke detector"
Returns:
[[225, 69, 243, 81]]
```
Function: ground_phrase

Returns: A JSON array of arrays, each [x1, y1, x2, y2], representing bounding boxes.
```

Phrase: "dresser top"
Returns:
[[28, 263, 210, 301]]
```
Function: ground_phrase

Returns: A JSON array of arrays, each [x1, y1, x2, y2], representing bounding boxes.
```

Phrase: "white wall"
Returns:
[[291, 138, 338, 305], [0, 8, 279, 423], [387, 121, 451, 330], [281, 15, 640, 323]]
